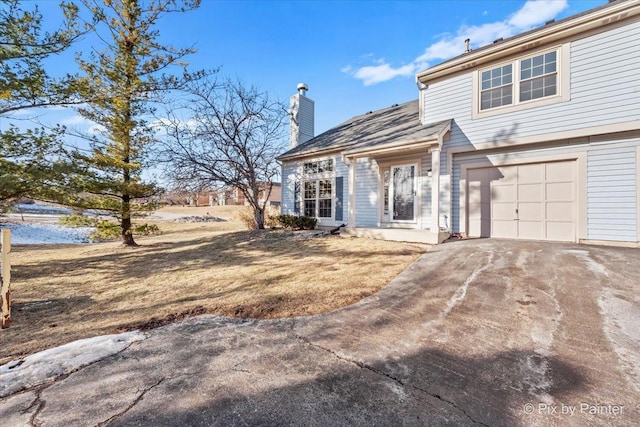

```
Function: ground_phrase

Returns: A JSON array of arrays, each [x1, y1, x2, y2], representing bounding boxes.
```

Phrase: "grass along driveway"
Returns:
[[1, 220, 425, 365]]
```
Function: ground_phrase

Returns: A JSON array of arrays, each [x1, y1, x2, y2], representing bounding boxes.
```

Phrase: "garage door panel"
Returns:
[[546, 162, 573, 181], [517, 164, 544, 183], [468, 201, 490, 220], [491, 166, 515, 183], [547, 222, 575, 242], [493, 202, 515, 220], [518, 202, 543, 220], [518, 183, 544, 202], [518, 221, 544, 240], [547, 182, 573, 201], [492, 184, 515, 202], [492, 220, 517, 238], [547, 202, 574, 221], [469, 184, 490, 204], [469, 219, 490, 237], [469, 168, 491, 183]]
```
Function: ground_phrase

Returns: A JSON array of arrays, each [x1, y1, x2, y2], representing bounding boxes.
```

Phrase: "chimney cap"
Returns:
[[297, 82, 309, 96]]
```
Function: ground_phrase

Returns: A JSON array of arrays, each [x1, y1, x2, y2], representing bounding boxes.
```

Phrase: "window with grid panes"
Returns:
[[302, 159, 334, 219], [520, 51, 557, 102], [479, 49, 559, 111]]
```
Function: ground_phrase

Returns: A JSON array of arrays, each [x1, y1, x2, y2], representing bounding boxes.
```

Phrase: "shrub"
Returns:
[[58, 214, 97, 228], [236, 206, 257, 230], [276, 214, 317, 230], [90, 220, 120, 242], [89, 221, 161, 242], [265, 205, 281, 229], [133, 223, 161, 236], [236, 205, 282, 230]]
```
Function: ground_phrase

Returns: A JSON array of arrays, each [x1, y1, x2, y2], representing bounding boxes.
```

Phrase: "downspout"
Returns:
[[416, 79, 428, 125]]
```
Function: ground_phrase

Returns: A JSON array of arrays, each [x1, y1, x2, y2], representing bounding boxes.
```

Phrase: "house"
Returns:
[[214, 183, 281, 207], [278, 0, 640, 246]]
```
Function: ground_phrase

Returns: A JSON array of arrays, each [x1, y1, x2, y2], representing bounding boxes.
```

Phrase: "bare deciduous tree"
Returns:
[[157, 77, 286, 229]]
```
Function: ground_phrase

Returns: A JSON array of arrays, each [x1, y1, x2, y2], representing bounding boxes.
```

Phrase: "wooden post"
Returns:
[[1, 229, 11, 329]]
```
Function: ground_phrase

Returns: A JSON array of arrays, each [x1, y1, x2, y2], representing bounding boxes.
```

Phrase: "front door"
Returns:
[[391, 164, 416, 221]]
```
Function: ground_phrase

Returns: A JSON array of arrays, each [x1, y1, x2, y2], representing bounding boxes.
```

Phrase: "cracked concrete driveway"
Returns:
[[1, 239, 639, 426]]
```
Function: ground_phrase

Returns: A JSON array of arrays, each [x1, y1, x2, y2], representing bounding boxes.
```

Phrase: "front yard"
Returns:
[[1, 217, 425, 365]]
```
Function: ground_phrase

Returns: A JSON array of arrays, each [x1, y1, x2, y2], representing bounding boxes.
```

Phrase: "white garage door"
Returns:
[[467, 160, 576, 241]]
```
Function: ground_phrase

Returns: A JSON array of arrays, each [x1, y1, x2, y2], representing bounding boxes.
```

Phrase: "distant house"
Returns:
[[214, 183, 281, 207], [278, 0, 640, 246]]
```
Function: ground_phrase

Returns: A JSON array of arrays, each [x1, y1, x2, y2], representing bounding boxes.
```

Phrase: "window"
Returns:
[[303, 159, 333, 174], [301, 158, 334, 219], [481, 64, 512, 110], [520, 51, 556, 102], [383, 170, 390, 215], [479, 48, 560, 112], [303, 180, 332, 218], [318, 180, 332, 218], [303, 181, 316, 217]]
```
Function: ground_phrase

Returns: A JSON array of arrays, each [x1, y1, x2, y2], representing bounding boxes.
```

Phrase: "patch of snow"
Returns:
[[424, 250, 495, 332], [598, 288, 640, 392], [442, 250, 495, 319], [563, 249, 609, 277], [0, 222, 94, 244], [12, 203, 72, 215], [0, 331, 146, 397]]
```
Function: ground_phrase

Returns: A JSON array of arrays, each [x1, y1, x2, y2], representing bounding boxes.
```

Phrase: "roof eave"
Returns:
[[416, 0, 640, 83], [276, 144, 353, 162]]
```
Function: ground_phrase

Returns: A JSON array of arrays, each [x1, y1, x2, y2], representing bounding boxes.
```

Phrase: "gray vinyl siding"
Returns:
[[280, 155, 349, 227], [355, 157, 378, 227], [281, 162, 300, 215], [587, 142, 638, 241], [297, 95, 315, 144]]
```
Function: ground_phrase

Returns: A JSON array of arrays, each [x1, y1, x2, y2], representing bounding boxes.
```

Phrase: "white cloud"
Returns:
[[508, 0, 568, 28], [344, 0, 568, 85], [60, 114, 91, 126], [352, 63, 417, 87]]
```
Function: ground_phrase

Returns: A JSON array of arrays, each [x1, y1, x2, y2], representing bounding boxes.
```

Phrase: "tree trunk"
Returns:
[[254, 207, 265, 230], [121, 195, 137, 246]]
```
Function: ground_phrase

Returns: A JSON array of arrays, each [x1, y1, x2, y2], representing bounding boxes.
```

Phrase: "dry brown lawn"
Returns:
[[1, 214, 425, 364]]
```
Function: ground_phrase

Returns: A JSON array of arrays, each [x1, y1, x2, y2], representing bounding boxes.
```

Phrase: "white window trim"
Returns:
[[389, 163, 418, 224], [472, 44, 570, 119]]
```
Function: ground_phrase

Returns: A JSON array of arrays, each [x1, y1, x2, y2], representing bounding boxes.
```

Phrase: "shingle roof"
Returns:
[[278, 100, 449, 160]]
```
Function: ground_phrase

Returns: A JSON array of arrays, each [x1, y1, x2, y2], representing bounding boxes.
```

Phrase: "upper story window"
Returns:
[[303, 159, 333, 175], [479, 48, 561, 112], [520, 51, 557, 102], [481, 64, 513, 110]]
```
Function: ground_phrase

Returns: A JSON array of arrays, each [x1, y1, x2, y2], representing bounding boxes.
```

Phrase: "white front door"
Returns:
[[391, 164, 417, 222]]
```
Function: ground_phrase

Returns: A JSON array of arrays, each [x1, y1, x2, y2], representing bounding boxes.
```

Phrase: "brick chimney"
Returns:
[[289, 83, 314, 149]]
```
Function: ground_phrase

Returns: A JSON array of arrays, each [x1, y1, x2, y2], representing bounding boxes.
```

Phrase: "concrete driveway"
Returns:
[[1, 239, 639, 426]]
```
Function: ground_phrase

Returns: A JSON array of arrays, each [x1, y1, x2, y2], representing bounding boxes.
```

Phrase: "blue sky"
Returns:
[[8, 0, 605, 139]]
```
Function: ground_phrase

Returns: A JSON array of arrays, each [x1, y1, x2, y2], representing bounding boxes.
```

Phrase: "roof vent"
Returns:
[[392, 103, 399, 107], [464, 38, 471, 53], [493, 37, 503, 44], [297, 82, 308, 96], [545, 19, 555, 25]]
